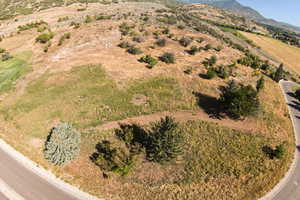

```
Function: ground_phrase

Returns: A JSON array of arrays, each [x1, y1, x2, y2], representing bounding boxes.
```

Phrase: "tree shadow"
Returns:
[[296, 116, 300, 120], [288, 100, 300, 112], [287, 92, 296, 98], [199, 73, 210, 79], [193, 92, 224, 119], [296, 146, 300, 152], [262, 146, 275, 159]]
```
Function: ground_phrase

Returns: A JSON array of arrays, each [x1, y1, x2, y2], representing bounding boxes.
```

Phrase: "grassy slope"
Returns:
[[0, 51, 32, 93], [240, 31, 300, 75]]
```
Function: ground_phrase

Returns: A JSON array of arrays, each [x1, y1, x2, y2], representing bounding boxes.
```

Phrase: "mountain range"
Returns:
[[180, 0, 300, 33]]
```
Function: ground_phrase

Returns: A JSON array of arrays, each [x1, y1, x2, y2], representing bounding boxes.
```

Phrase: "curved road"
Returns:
[[0, 139, 100, 200], [262, 80, 300, 200]]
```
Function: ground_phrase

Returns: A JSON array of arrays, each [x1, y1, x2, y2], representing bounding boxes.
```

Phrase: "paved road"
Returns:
[[0, 146, 82, 200], [262, 80, 300, 200]]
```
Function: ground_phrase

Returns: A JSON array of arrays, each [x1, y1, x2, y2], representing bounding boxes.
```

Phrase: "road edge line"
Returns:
[[0, 139, 103, 200], [260, 80, 299, 200]]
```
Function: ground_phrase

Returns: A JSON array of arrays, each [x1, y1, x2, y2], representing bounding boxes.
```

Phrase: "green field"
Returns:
[[0, 51, 32, 93]]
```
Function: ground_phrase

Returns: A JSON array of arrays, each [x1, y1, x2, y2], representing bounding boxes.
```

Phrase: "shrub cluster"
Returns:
[[179, 37, 193, 47], [91, 117, 185, 175], [160, 52, 175, 64], [17, 20, 48, 32], [138, 55, 158, 68], [219, 81, 259, 119], [155, 38, 167, 47], [202, 55, 217, 67], [44, 123, 81, 166], [58, 32, 71, 46], [36, 32, 54, 43]]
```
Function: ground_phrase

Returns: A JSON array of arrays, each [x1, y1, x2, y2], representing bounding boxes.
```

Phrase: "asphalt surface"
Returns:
[[0, 146, 81, 200], [263, 80, 300, 200]]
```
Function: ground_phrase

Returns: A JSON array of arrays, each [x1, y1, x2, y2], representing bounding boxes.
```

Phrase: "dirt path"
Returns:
[[95, 110, 257, 133]]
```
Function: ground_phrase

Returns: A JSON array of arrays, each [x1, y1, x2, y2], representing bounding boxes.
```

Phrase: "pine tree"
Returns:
[[44, 123, 81, 166], [273, 63, 284, 82]]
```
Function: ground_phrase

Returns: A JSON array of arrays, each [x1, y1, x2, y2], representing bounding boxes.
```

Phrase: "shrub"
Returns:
[[58, 33, 71, 46], [146, 116, 184, 163], [119, 22, 134, 36], [139, 55, 158, 68], [118, 41, 132, 49], [91, 141, 134, 176], [179, 37, 193, 47], [203, 44, 212, 51], [84, 15, 93, 23], [215, 45, 223, 52], [0, 48, 6, 54], [44, 123, 81, 166], [1, 53, 13, 61], [36, 32, 54, 43], [219, 81, 259, 119], [43, 42, 51, 53], [187, 45, 200, 55], [127, 46, 143, 55], [132, 36, 144, 43], [160, 52, 175, 64], [156, 38, 166, 47], [202, 55, 217, 67], [214, 65, 231, 79], [273, 144, 285, 159], [206, 68, 216, 79], [273, 64, 285, 82], [184, 67, 193, 75], [256, 77, 265, 92], [70, 21, 80, 29]]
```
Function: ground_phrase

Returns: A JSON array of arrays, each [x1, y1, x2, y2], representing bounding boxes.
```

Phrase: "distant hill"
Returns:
[[180, 0, 300, 33]]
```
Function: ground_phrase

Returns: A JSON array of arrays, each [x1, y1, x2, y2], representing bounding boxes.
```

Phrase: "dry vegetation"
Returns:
[[0, 1, 295, 200], [240, 31, 300, 75]]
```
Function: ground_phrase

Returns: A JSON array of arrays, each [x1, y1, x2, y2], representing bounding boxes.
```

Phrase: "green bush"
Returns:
[[0, 48, 6, 54], [160, 52, 175, 64], [139, 55, 158, 68], [202, 55, 217, 67], [156, 38, 167, 47], [127, 46, 143, 55], [206, 68, 216, 79], [256, 77, 265, 92], [1, 53, 13, 61], [203, 44, 212, 51], [179, 37, 193, 47], [187, 45, 200, 55], [118, 41, 132, 49], [58, 33, 71, 46], [146, 116, 184, 163], [84, 15, 93, 23], [44, 123, 81, 166], [273, 64, 285, 82], [91, 141, 134, 176], [219, 81, 259, 119], [36, 32, 54, 44], [132, 36, 145, 43], [273, 144, 285, 159]]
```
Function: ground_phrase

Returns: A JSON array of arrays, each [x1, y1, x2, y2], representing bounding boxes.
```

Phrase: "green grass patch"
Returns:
[[1, 65, 194, 137], [0, 51, 32, 93]]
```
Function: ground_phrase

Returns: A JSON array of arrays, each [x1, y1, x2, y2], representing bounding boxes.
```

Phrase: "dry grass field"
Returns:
[[0, 2, 295, 200], [240, 31, 300, 75]]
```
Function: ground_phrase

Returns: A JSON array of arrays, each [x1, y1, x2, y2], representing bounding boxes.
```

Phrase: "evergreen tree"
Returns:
[[273, 63, 284, 82], [256, 77, 265, 92]]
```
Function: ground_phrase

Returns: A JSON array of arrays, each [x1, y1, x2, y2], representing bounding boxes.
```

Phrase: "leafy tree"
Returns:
[[273, 144, 285, 159], [44, 123, 81, 165], [187, 46, 200, 55], [219, 81, 259, 119], [206, 68, 216, 79], [273, 63, 285, 82], [256, 77, 265, 92], [160, 52, 175, 64], [146, 116, 184, 163]]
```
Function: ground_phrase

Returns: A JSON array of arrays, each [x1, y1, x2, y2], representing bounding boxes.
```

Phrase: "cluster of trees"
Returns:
[[219, 81, 260, 119], [90, 116, 185, 176]]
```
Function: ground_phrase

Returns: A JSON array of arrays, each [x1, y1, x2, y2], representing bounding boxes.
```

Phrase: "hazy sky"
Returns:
[[237, 0, 300, 27]]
